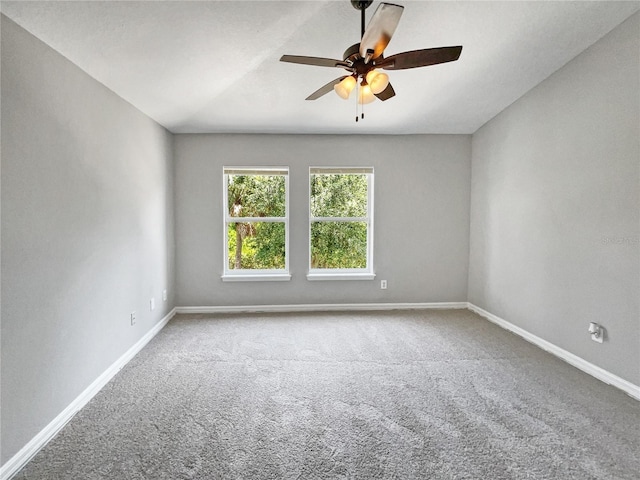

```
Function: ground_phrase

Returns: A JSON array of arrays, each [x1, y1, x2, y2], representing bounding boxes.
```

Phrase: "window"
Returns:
[[222, 167, 290, 281], [308, 167, 374, 280]]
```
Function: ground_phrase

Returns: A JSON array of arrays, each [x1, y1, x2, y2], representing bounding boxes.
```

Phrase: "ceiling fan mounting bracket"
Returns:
[[350, 1, 373, 11]]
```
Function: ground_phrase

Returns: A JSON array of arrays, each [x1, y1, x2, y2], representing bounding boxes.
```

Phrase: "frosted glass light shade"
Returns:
[[358, 84, 376, 104], [365, 70, 390, 95], [334, 76, 356, 99]]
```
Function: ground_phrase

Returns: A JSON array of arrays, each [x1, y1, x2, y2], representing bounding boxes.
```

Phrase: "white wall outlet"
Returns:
[[162, 289, 167, 302], [130, 311, 136, 326], [588, 322, 604, 343], [150, 298, 155, 311], [381, 280, 387, 290]]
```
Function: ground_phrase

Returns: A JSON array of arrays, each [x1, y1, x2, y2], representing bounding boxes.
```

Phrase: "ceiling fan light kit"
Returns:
[[280, 1, 463, 120], [365, 70, 389, 95], [334, 75, 357, 99], [358, 84, 376, 104]]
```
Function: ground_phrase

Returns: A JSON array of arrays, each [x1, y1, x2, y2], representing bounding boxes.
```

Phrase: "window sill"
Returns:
[[306, 273, 376, 281], [222, 273, 291, 282]]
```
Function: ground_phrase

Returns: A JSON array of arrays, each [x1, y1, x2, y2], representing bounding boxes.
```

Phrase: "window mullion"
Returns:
[[310, 217, 368, 222], [226, 216, 285, 223]]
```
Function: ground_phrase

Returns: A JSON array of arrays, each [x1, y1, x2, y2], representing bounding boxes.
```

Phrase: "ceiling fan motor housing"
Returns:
[[342, 43, 360, 62], [343, 43, 382, 80]]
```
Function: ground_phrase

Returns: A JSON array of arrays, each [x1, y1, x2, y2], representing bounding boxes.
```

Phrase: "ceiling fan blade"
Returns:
[[306, 76, 348, 100], [280, 55, 350, 68], [359, 3, 404, 61], [374, 82, 395, 101], [377, 46, 463, 70]]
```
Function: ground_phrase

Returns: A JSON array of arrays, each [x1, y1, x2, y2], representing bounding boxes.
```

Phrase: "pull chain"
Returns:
[[354, 81, 366, 122], [355, 82, 359, 122]]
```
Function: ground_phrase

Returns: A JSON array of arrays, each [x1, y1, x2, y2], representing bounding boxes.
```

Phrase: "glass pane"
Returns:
[[310, 222, 367, 269], [227, 174, 285, 217], [227, 222, 285, 270], [310, 174, 367, 217]]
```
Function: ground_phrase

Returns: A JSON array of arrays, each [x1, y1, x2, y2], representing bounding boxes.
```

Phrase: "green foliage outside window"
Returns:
[[227, 174, 285, 217], [310, 173, 369, 269], [311, 221, 367, 268], [227, 174, 286, 270], [227, 222, 285, 269], [310, 173, 367, 217], [225, 171, 370, 271]]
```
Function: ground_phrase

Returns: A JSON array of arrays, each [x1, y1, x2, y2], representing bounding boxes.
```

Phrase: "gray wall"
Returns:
[[3, 4, 637, 470], [175, 134, 471, 307], [468, 13, 640, 385], [1, 16, 175, 463]]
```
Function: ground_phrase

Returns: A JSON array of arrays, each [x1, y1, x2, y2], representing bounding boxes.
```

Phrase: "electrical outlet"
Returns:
[[589, 322, 604, 343], [130, 311, 136, 326], [150, 298, 155, 311], [162, 289, 167, 302], [381, 280, 387, 289]]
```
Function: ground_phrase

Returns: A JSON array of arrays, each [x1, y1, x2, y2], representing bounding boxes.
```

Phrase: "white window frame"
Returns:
[[307, 167, 375, 281], [222, 166, 290, 282]]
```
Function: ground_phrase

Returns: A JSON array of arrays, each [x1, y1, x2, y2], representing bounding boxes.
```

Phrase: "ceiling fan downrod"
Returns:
[[351, 0, 373, 37]]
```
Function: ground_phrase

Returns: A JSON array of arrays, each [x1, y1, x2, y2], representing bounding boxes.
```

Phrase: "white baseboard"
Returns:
[[0, 308, 177, 480], [467, 303, 640, 401], [174, 302, 468, 315], [6, 301, 636, 479]]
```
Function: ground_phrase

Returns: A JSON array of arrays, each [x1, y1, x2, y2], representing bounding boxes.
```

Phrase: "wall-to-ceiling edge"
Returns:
[[173, 133, 472, 308], [1, 14, 176, 474], [468, 12, 640, 387]]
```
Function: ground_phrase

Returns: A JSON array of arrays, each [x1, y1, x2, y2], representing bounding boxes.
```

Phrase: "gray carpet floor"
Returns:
[[14, 309, 640, 479]]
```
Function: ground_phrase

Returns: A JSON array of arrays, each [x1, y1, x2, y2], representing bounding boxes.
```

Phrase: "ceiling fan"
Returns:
[[280, 1, 462, 117]]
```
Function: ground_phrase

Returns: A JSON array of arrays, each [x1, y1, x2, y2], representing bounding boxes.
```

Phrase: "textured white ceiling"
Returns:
[[2, 1, 638, 134]]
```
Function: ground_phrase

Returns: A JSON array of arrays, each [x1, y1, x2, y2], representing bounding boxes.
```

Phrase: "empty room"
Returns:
[[1, 1, 639, 479]]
